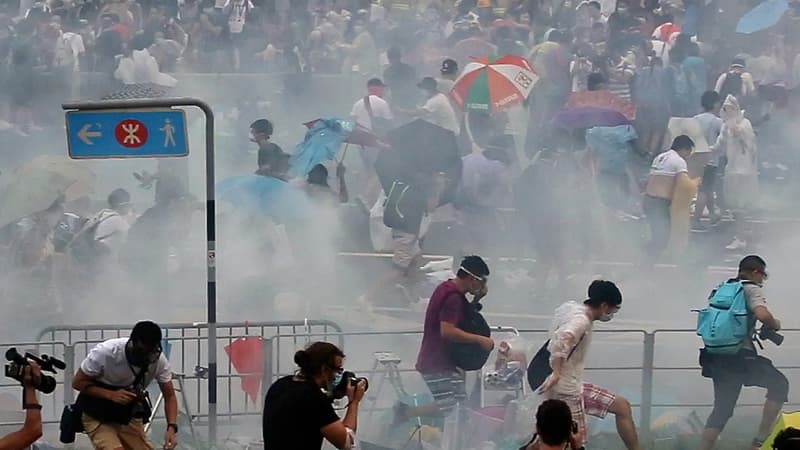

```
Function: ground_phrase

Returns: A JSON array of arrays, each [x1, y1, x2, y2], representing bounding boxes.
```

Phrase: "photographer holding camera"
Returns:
[[0, 363, 43, 450], [262, 342, 367, 450], [70, 321, 177, 450], [698, 255, 788, 450]]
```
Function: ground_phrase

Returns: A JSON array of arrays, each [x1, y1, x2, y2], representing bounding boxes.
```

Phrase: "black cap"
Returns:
[[731, 57, 746, 68], [418, 76, 438, 91], [441, 58, 458, 75], [367, 78, 386, 87], [671, 134, 695, 151]]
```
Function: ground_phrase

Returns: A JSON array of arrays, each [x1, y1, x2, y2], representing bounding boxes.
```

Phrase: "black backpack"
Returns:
[[719, 71, 743, 100], [383, 180, 426, 234], [68, 213, 117, 266], [448, 299, 492, 371]]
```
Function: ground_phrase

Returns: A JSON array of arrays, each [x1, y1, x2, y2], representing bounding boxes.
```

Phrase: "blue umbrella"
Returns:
[[736, 0, 789, 34], [289, 118, 354, 178], [217, 175, 311, 219]]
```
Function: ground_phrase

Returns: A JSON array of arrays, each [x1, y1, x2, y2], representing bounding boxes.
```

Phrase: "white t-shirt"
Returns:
[[420, 93, 460, 135], [649, 149, 688, 177], [93, 210, 130, 253], [80, 338, 172, 388], [350, 95, 393, 131], [225, 0, 253, 34]]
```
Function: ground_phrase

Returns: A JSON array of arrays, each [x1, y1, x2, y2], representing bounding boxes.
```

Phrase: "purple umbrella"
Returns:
[[551, 107, 631, 129]]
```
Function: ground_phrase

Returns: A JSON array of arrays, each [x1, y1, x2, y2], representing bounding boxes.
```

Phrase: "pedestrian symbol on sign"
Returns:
[[161, 118, 176, 147], [115, 119, 148, 149]]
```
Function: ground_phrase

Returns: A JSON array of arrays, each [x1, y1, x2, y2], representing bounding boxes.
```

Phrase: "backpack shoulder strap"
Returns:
[[363, 95, 376, 124]]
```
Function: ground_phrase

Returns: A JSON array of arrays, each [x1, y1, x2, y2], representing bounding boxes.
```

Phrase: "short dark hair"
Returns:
[[536, 400, 574, 446], [367, 78, 385, 88], [250, 119, 273, 137], [456, 255, 490, 280], [773, 427, 800, 450], [701, 90, 720, 112], [130, 321, 162, 348], [108, 188, 130, 209], [671, 135, 695, 151], [584, 280, 622, 307], [294, 342, 345, 377], [739, 255, 766, 273]]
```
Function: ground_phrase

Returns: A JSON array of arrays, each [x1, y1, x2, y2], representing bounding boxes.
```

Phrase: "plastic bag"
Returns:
[[369, 192, 393, 252]]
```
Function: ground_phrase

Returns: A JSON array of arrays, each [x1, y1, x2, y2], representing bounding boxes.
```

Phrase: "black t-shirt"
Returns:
[[262, 376, 340, 450]]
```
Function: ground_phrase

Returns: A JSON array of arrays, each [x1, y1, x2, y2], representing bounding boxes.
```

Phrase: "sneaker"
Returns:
[[709, 214, 722, 226], [725, 237, 747, 251]]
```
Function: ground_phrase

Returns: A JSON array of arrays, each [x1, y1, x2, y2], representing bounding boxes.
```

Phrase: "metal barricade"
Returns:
[[37, 320, 343, 423]]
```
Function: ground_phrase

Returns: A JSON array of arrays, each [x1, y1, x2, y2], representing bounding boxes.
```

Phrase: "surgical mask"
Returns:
[[328, 372, 343, 392], [599, 311, 615, 322]]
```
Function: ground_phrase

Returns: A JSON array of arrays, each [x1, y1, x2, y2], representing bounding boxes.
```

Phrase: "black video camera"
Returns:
[[759, 327, 784, 346], [5, 348, 66, 394], [330, 371, 369, 400]]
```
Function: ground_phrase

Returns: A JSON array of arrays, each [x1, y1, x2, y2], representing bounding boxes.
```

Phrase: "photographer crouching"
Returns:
[[68, 321, 178, 450], [262, 342, 367, 449], [0, 363, 43, 450]]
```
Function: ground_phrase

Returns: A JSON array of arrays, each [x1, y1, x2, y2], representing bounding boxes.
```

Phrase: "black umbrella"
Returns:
[[375, 119, 462, 199]]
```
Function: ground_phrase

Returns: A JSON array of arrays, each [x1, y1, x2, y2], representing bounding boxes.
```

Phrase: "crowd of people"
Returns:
[[263, 255, 792, 450]]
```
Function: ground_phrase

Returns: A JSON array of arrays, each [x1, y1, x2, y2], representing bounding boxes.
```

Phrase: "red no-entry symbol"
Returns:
[[114, 119, 148, 148]]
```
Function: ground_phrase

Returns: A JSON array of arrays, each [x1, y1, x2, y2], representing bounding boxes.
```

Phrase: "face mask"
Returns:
[[328, 372, 343, 392], [126, 342, 160, 367], [599, 311, 615, 322]]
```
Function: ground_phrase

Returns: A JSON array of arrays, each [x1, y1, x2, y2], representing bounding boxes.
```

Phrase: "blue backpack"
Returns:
[[696, 280, 750, 354]]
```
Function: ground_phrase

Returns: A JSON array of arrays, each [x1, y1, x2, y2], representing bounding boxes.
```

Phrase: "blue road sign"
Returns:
[[65, 109, 189, 159]]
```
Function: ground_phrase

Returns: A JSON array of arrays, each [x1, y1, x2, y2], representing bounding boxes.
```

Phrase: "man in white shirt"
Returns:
[[93, 188, 134, 255], [537, 280, 640, 449], [643, 135, 694, 261], [72, 321, 178, 450], [223, 0, 254, 70], [693, 91, 724, 229], [350, 78, 393, 206], [417, 77, 460, 135], [350, 78, 394, 134]]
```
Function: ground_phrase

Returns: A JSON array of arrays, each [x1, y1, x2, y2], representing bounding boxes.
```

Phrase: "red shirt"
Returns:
[[416, 280, 466, 374]]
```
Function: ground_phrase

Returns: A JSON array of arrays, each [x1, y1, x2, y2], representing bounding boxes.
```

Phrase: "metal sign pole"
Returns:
[[62, 98, 218, 443]]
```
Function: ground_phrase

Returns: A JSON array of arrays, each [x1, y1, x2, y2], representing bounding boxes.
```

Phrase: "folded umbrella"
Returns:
[[217, 175, 312, 220]]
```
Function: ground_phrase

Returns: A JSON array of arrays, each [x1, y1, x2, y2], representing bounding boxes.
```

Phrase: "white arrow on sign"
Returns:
[[77, 123, 102, 145]]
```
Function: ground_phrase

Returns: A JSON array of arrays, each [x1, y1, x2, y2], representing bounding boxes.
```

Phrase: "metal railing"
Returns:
[[25, 320, 343, 428], [261, 326, 800, 441], [0, 321, 791, 443]]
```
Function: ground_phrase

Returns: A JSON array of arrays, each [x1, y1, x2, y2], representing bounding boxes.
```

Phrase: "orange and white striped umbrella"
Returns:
[[450, 55, 538, 112]]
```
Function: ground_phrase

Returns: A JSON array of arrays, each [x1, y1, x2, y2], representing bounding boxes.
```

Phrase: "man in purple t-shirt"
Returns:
[[413, 255, 494, 418]]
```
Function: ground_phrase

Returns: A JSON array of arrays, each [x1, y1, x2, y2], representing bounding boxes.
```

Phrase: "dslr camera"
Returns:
[[759, 327, 784, 346], [5, 348, 66, 394], [330, 371, 369, 400]]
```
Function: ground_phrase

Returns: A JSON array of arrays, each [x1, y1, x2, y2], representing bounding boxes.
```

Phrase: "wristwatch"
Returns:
[[167, 423, 178, 433], [23, 404, 42, 410]]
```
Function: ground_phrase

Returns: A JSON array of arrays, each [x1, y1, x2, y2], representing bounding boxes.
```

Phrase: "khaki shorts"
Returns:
[[391, 230, 421, 270], [82, 414, 153, 450]]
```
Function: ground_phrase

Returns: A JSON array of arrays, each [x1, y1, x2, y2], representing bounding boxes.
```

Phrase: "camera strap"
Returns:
[[128, 363, 149, 391]]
